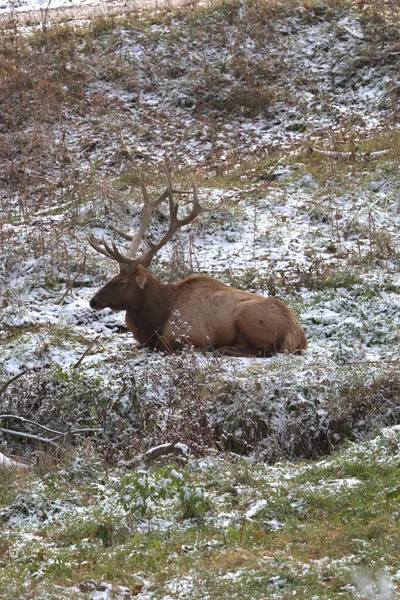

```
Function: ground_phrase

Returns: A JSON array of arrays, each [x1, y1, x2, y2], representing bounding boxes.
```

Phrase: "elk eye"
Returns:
[[118, 281, 128, 287]]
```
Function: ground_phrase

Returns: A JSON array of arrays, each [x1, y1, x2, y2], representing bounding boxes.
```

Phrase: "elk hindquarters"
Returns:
[[234, 299, 306, 355]]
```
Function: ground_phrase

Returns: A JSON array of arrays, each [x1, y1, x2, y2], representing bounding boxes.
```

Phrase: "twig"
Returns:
[[58, 270, 81, 304], [0, 427, 58, 447], [42, 0, 52, 31], [120, 131, 133, 159], [0, 370, 28, 397], [58, 249, 86, 305], [335, 212, 342, 254], [357, 238, 362, 263], [337, 360, 400, 367], [68, 427, 103, 435], [0, 418, 103, 448], [73, 335, 101, 369], [374, 179, 389, 193], [368, 211, 375, 256]]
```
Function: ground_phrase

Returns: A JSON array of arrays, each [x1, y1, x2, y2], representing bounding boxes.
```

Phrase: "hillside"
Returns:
[[0, 0, 399, 598]]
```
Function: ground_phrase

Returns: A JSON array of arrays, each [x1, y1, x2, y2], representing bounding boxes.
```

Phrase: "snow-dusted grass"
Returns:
[[0, 427, 400, 598], [0, 0, 400, 598]]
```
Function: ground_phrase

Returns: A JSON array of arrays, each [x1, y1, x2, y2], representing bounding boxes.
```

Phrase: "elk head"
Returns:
[[88, 168, 203, 313], [88, 265, 149, 312]]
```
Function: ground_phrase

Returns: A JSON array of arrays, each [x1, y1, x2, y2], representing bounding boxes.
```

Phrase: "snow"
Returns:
[[0, 0, 168, 15]]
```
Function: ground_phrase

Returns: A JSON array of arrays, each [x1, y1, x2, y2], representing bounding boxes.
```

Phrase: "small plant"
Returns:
[[120, 467, 209, 524]]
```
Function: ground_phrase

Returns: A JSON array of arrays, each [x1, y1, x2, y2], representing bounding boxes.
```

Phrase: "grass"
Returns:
[[0, 430, 399, 598], [2, 354, 399, 463]]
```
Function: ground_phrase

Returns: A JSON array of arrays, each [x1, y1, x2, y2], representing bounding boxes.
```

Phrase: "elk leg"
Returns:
[[215, 326, 280, 357], [199, 345, 218, 354], [199, 339, 261, 357], [219, 330, 267, 357]]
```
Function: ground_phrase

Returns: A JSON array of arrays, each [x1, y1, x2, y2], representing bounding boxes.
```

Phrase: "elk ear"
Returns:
[[135, 265, 148, 290]]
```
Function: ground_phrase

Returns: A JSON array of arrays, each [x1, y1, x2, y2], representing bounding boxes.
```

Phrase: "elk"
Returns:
[[89, 170, 307, 357]]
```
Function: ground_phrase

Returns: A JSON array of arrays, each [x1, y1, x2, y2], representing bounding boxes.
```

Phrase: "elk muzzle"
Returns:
[[89, 294, 106, 310]]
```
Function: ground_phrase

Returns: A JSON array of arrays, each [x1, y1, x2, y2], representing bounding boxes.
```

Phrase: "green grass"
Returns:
[[0, 431, 399, 598]]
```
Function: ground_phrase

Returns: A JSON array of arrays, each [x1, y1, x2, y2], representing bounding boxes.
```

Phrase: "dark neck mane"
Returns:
[[126, 276, 173, 349]]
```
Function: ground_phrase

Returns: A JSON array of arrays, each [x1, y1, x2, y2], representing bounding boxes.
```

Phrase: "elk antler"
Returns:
[[89, 167, 203, 271], [113, 171, 169, 258]]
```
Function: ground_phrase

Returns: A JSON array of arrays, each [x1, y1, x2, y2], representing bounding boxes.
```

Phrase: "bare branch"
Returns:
[[0, 417, 103, 448], [73, 335, 100, 369], [0, 370, 28, 397], [310, 146, 390, 158], [0, 415, 64, 436], [68, 427, 102, 434], [0, 451, 28, 469], [144, 440, 189, 465]]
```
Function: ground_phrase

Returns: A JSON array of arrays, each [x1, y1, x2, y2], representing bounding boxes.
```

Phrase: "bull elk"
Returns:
[[89, 170, 307, 357]]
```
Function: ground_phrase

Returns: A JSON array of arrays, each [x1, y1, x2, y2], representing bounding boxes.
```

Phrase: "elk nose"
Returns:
[[89, 298, 97, 309]]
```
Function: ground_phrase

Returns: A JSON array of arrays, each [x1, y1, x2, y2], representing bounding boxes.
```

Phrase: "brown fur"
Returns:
[[90, 265, 307, 357]]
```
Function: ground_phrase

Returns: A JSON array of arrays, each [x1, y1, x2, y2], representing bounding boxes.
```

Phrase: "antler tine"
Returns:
[[138, 170, 150, 205], [122, 173, 170, 259], [108, 238, 129, 263], [191, 177, 201, 211], [163, 164, 177, 216], [100, 236, 129, 264], [88, 234, 139, 268], [163, 164, 201, 224], [89, 233, 117, 260], [112, 226, 134, 242], [140, 169, 171, 210], [108, 171, 170, 259], [88, 235, 105, 258], [175, 177, 202, 227]]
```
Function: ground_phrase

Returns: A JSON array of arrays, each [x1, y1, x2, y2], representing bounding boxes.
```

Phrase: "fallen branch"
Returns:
[[0, 427, 59, 447], [0, 414, 64, 436], [144, 440, 189, 465], [309, 146, 390, 158], [0, 415, 103, 448], [0, 451, 28, 469]]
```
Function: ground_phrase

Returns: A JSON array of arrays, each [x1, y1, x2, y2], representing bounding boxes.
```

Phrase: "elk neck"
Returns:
[[126, 273, 174, 348]]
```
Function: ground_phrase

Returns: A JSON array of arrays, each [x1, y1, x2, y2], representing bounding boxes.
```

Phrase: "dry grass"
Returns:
[[0, 27, 88, 130], [0, 0, 398, 241]]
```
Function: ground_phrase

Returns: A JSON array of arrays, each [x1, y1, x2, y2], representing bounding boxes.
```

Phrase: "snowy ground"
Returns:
[[1, 0, 109, 12], [0, 0, 186, 25]]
